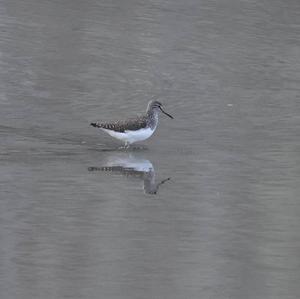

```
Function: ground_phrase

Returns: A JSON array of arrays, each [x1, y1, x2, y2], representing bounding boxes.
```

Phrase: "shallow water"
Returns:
[[1, 0, 300, 298]]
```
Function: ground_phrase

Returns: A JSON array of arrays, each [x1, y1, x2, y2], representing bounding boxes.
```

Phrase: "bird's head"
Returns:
[[147, 100, 173, 119]]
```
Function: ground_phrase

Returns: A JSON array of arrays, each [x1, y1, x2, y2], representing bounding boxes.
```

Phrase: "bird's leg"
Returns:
[[124, 142, 130, 149], [118, 142, 129, 150]]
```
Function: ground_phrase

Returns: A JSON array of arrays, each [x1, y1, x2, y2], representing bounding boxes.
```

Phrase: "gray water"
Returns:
[[1, 0, 300, 298]]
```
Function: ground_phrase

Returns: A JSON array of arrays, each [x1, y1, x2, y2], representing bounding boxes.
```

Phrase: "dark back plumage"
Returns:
[[90, 116, 148, 132]]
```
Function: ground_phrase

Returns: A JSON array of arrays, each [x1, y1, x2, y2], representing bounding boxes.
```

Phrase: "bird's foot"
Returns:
[[118, 143, 130, 150]]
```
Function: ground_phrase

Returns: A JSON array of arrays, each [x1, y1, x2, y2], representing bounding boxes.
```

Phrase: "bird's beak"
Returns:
[[159, 106, 174, 119]]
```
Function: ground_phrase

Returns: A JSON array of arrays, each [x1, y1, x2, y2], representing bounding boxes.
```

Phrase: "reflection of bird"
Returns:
[[88, 153, 170, 195], [90, 100, 173, 148]]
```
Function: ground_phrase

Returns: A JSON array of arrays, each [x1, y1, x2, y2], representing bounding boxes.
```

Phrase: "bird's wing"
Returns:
[[91, 116, 148, 132]]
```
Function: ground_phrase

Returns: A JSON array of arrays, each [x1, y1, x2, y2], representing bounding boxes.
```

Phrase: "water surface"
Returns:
[[0, 0, 300, 298]]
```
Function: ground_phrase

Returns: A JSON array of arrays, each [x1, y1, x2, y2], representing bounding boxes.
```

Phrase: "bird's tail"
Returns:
[[90, 122, 102, 128]]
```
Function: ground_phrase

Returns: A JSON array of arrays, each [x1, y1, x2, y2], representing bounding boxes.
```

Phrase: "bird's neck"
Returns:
[[147, 110, 159, 129]]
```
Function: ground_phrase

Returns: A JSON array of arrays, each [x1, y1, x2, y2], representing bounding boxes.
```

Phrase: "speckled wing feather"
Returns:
[[90, 116, 148, 132]]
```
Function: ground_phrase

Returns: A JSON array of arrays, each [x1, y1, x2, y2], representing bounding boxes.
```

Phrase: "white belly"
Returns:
[[102, 127, 154, 144]]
